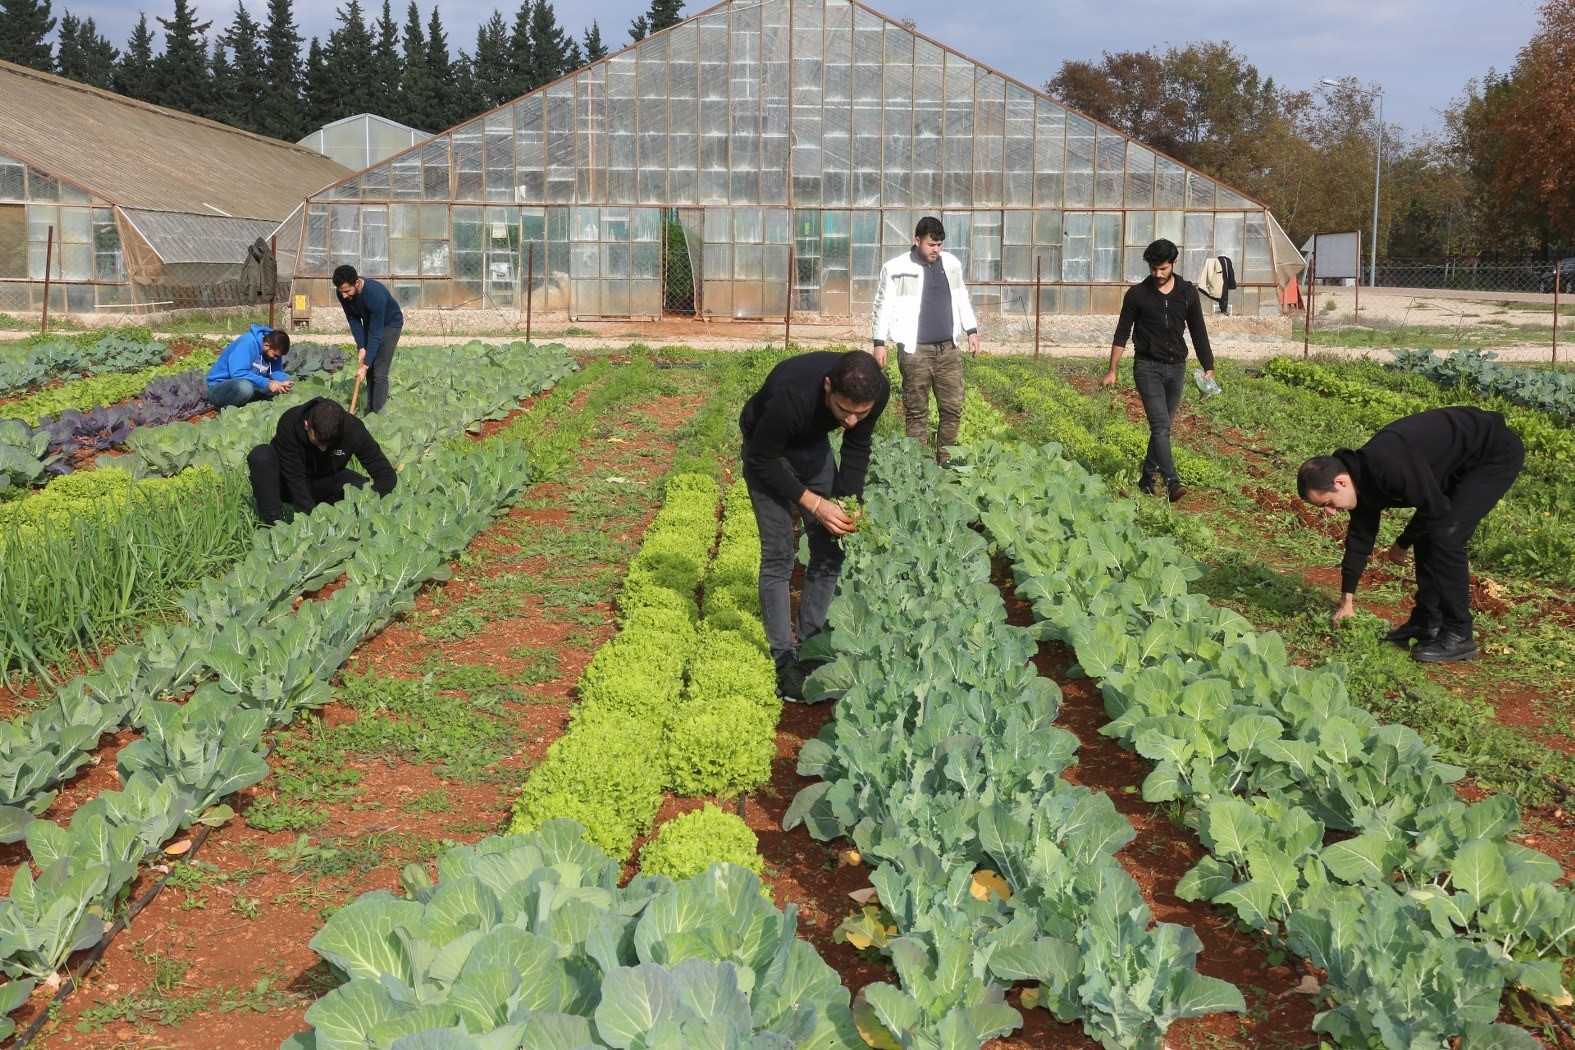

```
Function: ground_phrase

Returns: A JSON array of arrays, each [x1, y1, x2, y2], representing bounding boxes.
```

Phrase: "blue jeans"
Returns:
[[744, 442, 842, 669], [1132, 357, 1185, 485], [207, 378, 271, 408]]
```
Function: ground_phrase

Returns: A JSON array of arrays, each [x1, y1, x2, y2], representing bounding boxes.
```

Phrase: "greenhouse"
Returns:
[[0, 60, 350, 315], [279, 0, 1303, 321], [297, 113, 433, 174]]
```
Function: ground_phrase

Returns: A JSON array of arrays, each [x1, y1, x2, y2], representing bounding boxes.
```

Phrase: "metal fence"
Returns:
[[1369, 259, 1575, 295]]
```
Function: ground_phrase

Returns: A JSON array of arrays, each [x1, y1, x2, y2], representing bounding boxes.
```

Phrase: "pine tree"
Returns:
[[396, 1, 437, 129], [204, 34, 238, 123], [369, 0, 401, 117], [322, 0, 376, 122], [151, 0, 214, 113], [300, 36, 335, 129], [581, 20, 607, 62], [505, 0, 531, 99], [565, 37, 583, 72], [525, 0, 570, 90], [628, 0, 683, 43], [56, 11, 118, 88], [424, 5, 460, 127], [113, 14, 158, 101], [224, 2, 269, 133], [259, 0, 305, 140], [0, 0, 56, 70], [470, 12, 511, 110]]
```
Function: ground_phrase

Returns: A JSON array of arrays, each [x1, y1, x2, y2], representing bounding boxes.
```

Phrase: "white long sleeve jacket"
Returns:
[[870, 249, 978, 352]]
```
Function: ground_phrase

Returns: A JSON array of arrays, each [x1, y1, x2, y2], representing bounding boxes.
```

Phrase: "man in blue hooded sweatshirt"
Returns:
[[206, 325, 292, 408], [333, 264, 403, 414]]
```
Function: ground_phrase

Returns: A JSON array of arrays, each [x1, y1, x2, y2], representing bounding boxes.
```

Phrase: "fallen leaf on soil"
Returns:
[[847, 887, 878, 905], [837, 848, 861, 867], [1291, 974, 1322, 996], [970, 869, 1011, 902], [164, 840, 192, 856]]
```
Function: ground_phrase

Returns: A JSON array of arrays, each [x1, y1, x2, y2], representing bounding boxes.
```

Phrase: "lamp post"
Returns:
[[1322, 77, 1383, 288]]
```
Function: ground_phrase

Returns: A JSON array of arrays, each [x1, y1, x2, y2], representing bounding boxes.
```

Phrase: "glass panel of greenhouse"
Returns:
[[292, 0, 1293, 318]]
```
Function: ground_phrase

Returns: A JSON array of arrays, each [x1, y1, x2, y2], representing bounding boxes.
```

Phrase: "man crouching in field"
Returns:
[[247, 397, 397, 525], [740, 350, 889, 701], [1296, 406, 1523, 664]]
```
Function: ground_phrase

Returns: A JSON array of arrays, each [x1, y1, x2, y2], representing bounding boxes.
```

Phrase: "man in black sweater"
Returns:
[[1102, 238, 1215, 502], [247, 397, 398, 525], [741, 350, 889, 700], [1297, 406, 1524, 663]]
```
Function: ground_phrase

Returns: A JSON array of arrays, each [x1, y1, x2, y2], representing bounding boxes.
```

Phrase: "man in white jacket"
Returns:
[[871, 216, 980, 463]]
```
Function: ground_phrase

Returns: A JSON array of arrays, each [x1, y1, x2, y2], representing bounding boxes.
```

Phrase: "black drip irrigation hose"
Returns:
[[12, 823, 215, 1048]]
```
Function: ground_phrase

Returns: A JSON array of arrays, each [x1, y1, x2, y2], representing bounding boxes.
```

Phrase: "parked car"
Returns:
[[1540, 258, 1575, 294]]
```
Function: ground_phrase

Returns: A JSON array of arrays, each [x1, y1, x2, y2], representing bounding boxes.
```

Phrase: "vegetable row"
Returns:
[[785, 436, 1243, 1050], [0, 343, 575, 681], [509, 474, 780, 856], [0, 330, 168, 396], [955, 437, 1572, 1048]]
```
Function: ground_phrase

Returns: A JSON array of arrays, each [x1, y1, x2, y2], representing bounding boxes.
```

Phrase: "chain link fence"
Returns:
[[1372, 259, 1575, 295]]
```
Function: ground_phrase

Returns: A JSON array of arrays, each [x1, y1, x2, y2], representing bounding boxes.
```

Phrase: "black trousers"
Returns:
[[1408, 431, 1525, 636], [246, 443, 369, 524]]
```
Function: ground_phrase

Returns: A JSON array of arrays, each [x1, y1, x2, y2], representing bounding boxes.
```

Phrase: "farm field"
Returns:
[[0, 342, 1571, 1049]]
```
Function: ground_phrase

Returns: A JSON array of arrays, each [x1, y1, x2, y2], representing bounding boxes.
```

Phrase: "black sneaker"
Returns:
[[1382, 622, 1440, 646], [1137, 473, 1157, 495], [1414, 631, 1477, 664], [776, 661, 808, 702]]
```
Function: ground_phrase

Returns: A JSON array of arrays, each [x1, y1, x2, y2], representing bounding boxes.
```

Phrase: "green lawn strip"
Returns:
[[970, 361, 1575, 808]]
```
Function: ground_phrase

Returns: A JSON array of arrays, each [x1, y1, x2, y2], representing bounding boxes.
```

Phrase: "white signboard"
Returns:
[[1300, 232, 1361, 280]]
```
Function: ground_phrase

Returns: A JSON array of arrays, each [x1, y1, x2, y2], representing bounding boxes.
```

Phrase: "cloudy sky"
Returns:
[[56, 0, 1542, 135]]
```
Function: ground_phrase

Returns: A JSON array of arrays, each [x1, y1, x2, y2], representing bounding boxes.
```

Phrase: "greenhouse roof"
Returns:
[[0, 60, 351, 221]]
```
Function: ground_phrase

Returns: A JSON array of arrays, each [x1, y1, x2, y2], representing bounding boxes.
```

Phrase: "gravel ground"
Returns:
[[8, 287, 1572, 364]]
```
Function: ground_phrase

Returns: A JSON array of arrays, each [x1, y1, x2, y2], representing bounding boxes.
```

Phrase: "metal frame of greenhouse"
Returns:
[[278, 0, 1305, 322]]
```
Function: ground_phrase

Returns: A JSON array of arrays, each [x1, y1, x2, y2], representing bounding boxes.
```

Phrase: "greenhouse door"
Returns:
[[663, 208, 703, 316]]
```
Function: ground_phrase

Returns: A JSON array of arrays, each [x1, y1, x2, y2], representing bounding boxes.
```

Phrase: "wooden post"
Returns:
[[1354, 229, 1360, 323], [1554, 259, 1562, 365], [41, 225, 54, 334], [526, 243, 535, 344], [1033, 255, 1042, 359], [1303, 241, 1316, 359], [785, 243, 794, 350]]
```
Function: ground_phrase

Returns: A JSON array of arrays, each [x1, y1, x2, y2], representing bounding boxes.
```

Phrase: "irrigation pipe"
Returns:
[[12, 823, 216, 1048]]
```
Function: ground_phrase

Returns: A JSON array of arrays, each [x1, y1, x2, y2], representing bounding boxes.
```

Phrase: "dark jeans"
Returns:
[[246, 443, 369, 524], [207, 379, 273, 408], [364, 328, 400, 414], [897, 340, 965, 461], [1407, 430, 1525, 636], [744, 442, 842, 669], [1133, 357, 1186, 484]]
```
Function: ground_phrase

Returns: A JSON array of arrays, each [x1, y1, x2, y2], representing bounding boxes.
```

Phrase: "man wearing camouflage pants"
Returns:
[[870, 215, 980, 464]]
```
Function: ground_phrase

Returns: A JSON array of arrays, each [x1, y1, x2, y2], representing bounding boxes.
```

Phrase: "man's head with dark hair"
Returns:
[[912, 216, 946, 265], [1143, 239, 1179, 267], [1297, 455, 1358, 512], [261, 329, 290, 360], [822, 350, 883, 430], [332, 264, 359, 288], [303, 398, 347, 450]]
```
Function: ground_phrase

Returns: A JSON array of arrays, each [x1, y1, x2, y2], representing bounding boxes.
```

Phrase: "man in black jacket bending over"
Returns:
[[1296, 406, 1524, 663], [247, 397, 398, 525], [741, 350, 889, 701]]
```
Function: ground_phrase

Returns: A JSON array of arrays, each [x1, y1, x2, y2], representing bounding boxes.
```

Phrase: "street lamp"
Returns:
[[1322, 77, 1383, 288]]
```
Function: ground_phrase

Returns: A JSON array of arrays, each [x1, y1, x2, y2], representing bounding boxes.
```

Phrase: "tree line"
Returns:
[[2, 0, 1568, 260], [1046, 0, 1572, 260], [0, 0, 683, 139]]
